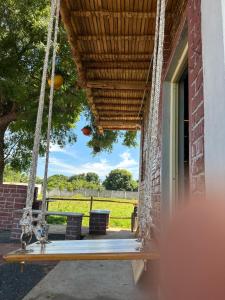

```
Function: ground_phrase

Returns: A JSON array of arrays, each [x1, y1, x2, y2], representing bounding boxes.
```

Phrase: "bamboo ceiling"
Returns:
[[60, 0, 182, 133]]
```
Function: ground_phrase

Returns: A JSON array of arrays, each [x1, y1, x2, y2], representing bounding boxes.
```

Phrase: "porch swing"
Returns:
[[4, 0, 165, 264]]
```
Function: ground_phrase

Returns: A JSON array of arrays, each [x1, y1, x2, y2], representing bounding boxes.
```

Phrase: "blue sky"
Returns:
[[37, 114, 140, 181]]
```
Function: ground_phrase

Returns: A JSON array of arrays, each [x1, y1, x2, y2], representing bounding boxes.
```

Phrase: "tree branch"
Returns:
[[0, 110, 17, 130]]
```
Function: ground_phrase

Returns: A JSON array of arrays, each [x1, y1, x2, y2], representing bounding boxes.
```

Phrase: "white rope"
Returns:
[[26, 0, 57, 208], [41, 0, 61, 219], [139, 0, 166, 243]]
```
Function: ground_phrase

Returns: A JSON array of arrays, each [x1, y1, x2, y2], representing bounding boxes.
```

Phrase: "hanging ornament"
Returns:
[[47, 70, 64, 90], [81, 126, 92, 136], [47, 56, 64, 90]]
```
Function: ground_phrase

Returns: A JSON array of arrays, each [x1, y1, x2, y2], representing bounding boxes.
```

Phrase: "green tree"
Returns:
[[84, 110, 138, 155], [0, 0, 86, 182], [47, 174, 68, 191], [68, 174, 86, 182], [3, 165, 28, 183], [131, 180, 139, 192], [103, 169, 137, 191], [86, 172, 100, 184]]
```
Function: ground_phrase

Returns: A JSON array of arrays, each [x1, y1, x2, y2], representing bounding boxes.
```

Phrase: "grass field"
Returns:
[[47, 195, 137, 229]]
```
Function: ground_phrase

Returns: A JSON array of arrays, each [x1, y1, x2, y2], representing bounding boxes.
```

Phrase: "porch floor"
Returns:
[[21, 226, 150, 300]]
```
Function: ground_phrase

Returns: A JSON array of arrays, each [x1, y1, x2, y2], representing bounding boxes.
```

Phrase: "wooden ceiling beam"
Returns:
[[100, 118, 142, 122], [99, 120, 141, 129], [92, 92, 143, 98], [81, 54, 152, 61], [95, 100, 142, 106], [99, 110, 143, 118], [77, 35, 154, 41], [96, 106, 140, 111], [87, 68, 148, 73], [94, 97, 142, 102], [85, 61, 149, 69], [72, 11, 156, 19], [86, 80, 150, 90], [103, 127, 139, 131], [94, 97, 142, 105]]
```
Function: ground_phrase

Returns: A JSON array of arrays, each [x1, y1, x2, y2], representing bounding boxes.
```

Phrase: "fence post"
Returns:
[[89, 196, 93, 213]]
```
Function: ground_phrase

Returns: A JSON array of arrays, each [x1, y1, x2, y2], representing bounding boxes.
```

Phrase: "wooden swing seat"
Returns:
[[4, 239, 159, 263]]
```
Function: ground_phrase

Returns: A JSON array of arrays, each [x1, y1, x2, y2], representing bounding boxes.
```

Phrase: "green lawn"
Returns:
[[47, 195, 137, 229]]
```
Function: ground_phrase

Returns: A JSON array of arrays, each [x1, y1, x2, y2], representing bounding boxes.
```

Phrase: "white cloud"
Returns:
[[117, 151, 138, 170], [47, 151, 139, 179], [50, 143, 78, 159]]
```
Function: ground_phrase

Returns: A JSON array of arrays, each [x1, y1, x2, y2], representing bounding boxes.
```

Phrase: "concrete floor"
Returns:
[[23, 260, 148, 300], [23, 226, 149, 300]]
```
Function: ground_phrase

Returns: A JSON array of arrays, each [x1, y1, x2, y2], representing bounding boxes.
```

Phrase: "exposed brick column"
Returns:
[[65, 214, 83, 240], [188, 0, 205, 195], [0, 184, 28, 231], [89, 210, 110, 235]]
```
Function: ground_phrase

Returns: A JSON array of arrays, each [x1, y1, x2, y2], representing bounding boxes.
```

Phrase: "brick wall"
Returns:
[[139, 0, 205, 231], [89, 210, 110, 235], [188, 0, 205, 194], [0, 184, 27, 230], [0, 184, 37, 232], [65, 215, 83, 240]]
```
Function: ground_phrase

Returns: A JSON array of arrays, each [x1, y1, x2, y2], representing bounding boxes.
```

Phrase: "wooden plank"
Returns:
[[86, 80, 150, 90], [81, 54, 152, 61], [77, 35, 154, 41], [85, 61, 149, 69], [72, 11, 156, 19], [96, 105, 140, 111], [95, 98, 142, 104], [99, 120, 141, 127], [4, 239, 160, 263], [99, 112, 143, 116], [100, 116, 142, 121]]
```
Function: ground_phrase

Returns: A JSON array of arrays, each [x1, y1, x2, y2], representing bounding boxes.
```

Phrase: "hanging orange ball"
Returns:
[[81, 126, 92, 136], [48, 73, 64, 90]]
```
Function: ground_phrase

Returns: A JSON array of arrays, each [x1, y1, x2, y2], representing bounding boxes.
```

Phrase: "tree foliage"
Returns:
[[0, 0, 139, 183], [47, 173, 102, 191], [0, 0, 87, 181], [3, 164, 42, 184], [103, 169, 138, 191], [85, 172, 100, 184], [83, 109, 138, 154], [3, 165, 28, 183]]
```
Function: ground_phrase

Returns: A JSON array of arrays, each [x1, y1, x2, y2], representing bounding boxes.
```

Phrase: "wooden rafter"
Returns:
[[76, 35, 154, 41], [92, 92, 143, 98], [99, 121, 141, 129], [86, 81, 150, 90], [95, 98, 142, 105], [96, 105, 140, 111], [99, 112, 143, 116], [100, 115, 140, 122], [81, 54, 152, 62], [72, 11, 156, 19], [85, 62, 149, 69]]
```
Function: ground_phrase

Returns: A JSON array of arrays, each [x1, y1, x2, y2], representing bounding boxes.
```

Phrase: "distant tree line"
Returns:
[[3, 167, 138, 192]]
